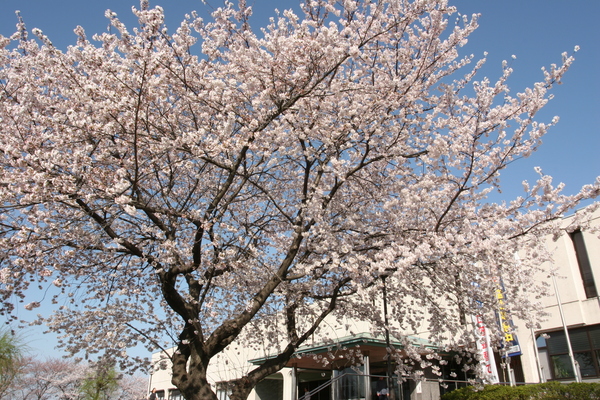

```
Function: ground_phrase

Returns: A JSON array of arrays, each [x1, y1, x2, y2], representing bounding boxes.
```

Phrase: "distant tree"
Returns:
[[0, 1, 598, 400], [79, 361, 119, 400], [0, 329, 25, 397], [13, 358, 54, 400], [9, 357, 87, 400], [50, 359, 88, 400], [6, 356, 144, 400], [115, 374, 148, 400]]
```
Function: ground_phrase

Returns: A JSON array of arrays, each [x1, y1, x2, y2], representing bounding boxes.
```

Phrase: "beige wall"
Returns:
[[515, 207, 600, 383]]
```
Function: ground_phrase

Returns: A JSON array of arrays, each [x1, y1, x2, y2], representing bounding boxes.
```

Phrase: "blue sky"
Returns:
[[1, 0, 598, 361]]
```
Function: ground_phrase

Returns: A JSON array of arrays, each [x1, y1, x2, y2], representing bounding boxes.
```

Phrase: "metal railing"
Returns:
[[301, 371, 351, 399], [299, 372, 398, 400], [298, 372, 539, 400]]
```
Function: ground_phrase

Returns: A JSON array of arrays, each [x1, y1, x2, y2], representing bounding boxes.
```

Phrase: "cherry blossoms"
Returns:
[[0, 1, 598, 399]]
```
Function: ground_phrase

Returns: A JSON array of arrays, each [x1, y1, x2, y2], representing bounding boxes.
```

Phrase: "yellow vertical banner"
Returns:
[[496, 287, 521, 357]]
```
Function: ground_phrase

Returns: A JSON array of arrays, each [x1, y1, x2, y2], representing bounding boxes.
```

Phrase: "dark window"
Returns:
[[546, 330, 568, 354], [569, 230, 597, 298], [169, 390, 184, 400], [550, 354, 574, 378], [590, 325, 600, 348], [539, 325, 600, 380], [576, 352, 596, 377]]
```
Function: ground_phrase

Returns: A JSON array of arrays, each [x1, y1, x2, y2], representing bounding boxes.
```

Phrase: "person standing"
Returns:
[[376, 377, 388, 400], [302, 387, 311, 400]]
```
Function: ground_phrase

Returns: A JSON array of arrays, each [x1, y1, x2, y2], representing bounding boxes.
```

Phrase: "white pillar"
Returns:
[[530, 328, 546, 383], [292, 365, 298, 400], [282, 368, 296, 400], [332, 369, 340, 400], [364, 353, 371, 400]]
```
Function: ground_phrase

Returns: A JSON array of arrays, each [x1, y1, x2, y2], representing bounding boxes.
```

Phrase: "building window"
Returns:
[[168, 389, 184, 400], [338, 367, 366, 400], [537, 325, 600, 379], [216, 382, 232, 400], [569, 229, 598, 298]]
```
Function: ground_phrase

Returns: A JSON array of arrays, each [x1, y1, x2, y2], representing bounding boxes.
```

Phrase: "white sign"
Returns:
[[472, 314, 500, 383]]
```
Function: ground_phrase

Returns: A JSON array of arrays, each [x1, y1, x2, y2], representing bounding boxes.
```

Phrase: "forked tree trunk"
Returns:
[[229, 379, 255, 400], [171, 348, 219, 400], [180, 383, 219, 400], [175, 374, 253, 400]]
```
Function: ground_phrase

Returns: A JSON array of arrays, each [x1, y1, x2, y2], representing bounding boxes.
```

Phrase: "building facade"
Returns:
[[515, 207, 600, 384]]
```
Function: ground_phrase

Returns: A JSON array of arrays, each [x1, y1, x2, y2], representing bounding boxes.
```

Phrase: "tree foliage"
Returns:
[[441, 382, 600, 400], [79, 362, 120, 400], [0, 329, 24, 397], [2, 356, 145, 400], [8, 357, 87, 400], [0, 1, 598, 399]]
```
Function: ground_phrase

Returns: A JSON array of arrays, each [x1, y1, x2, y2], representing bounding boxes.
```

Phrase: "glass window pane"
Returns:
[[536, 335, 547, 348], [340, 367, 365, 400], [570, 329, 591, 352], [570, 230, 598, 298], [575, 352, 597, 377], [551, 354, 574, 379], [169, 390, 183, 400], [590, 326, 600, 349], [547, 331, 568, 354]]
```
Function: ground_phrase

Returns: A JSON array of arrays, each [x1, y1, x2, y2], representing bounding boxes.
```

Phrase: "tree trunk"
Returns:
[[229, 379, 254, 400], [180, 383, 219, 400], [171, 347, 219, 400]]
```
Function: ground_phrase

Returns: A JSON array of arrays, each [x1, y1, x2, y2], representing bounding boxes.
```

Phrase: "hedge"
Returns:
[[440, 381, 600, 400]]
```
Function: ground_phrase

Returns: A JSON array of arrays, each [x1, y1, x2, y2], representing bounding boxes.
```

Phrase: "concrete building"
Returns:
[[514, 206, 600, 384], [147, 330, 455, 400], [147, 207, 600, 399]]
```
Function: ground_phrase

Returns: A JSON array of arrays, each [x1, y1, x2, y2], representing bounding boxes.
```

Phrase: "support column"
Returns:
[[364, 351, 371, 400], [292, 364, 298, 400], [530, 328, 546, 383], [282, 367, 297, 400], [332, 369, 340, 400]]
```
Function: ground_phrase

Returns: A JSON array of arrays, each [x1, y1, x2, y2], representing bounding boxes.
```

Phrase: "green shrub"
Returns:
[[440, 381, 600, 400]]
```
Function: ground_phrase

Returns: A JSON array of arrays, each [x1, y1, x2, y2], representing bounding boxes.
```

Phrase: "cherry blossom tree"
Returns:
[[6, 356, 144, 400], [8, 358, 87, 400], [114, 374, 147, 400], [0, 1, 598, 399]]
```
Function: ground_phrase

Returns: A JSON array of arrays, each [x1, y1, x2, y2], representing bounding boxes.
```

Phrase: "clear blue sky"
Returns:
[[1, 0, 598, 361]]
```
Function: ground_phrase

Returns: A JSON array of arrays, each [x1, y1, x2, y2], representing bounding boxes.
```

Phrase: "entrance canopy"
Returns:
[[249, 332, 440, 371]]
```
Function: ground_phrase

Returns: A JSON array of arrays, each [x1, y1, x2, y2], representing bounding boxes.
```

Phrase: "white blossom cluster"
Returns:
[[0, 0, 598, 399]]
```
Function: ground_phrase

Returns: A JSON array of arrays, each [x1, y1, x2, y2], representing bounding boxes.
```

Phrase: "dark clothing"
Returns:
[[376, 378, 388, 400]]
